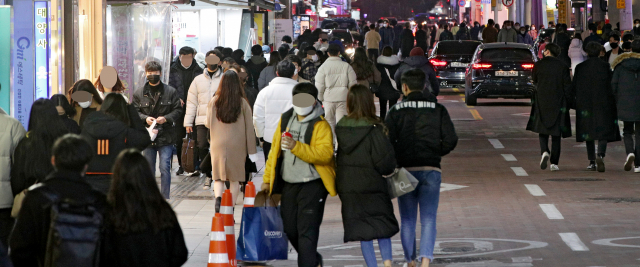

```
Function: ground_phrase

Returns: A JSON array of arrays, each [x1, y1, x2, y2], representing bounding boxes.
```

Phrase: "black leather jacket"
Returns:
[[132, 82, 183, 147]]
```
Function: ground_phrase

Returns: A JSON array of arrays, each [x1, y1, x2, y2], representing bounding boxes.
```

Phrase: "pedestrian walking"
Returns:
[[430, 26, 437, 48], [69, 79, 103, 128], [11, 99, 68, 198], [300, 47, 321, 83], [497, 20, 517, 42], [517, 26, 534, 45], [335, 84, 398, 267], [232, 49, 247, 66], [0, 107, 25, 252], [261, 83, 335, 267], [583, 23, 605, 50], [570, 42, 621, 172], [569, 34, 587, 73], [10, 134, 107, 266], [605, 34, 623, 65], [284, 54, 309, 83], [254, 61, 298, 161], [184, 50, 224, 189], [528, 25, 538, 40], [246, 45, 269, 90], [415, 24, 429, 52], [482, 19, 499, 43], [379, 19, 395, 51], [394, 47, 440, 97], [315, 44, 358, 132], [258, 52, 283, 90], [101, 149, 188, 267], [206, 70, 258, 210], [81, 93, 151, 193], [133, 61, 183, 199], [385, 69, 458, 267], [611, 40, 640, 172], [455, 22, 471, 40], [351, 47, 381, 88], [538, 37, 551, 59], [439, 24, 454, 41], [470, 21, 481, 41], [400, 22, 415, 57], [554, 24, 572, 67], [50, 94, 80, 134], [95, 67, 129, 102], [376, 46, 402, 120], [527, 43, 572, 171], [365, 27, 382, 62], [169, 46, 203, 176]]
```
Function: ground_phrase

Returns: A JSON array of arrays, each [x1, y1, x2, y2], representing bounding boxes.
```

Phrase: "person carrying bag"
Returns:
[[236, 191, 288, 261]]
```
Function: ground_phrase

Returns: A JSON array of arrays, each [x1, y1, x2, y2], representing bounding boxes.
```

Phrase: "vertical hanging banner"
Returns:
[[0, 6, 11, 114], [110, 6, 134, 95], [34, 1, 50, 99], [557, 0, 567, 24], [12, 0, 35, 127]]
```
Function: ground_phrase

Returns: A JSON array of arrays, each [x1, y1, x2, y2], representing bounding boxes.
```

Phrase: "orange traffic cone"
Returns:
[[208, 215, 230, 267], [221, 190, 237, 267], [244, 182, 256, 207]]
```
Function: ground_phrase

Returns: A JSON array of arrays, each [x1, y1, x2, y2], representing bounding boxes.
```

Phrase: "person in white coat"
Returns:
[[568, 35, 587, 75], [184, 50, 224, 189], [0, 107, 26, 250], [315, 44, 358, 133], [253, 60, 299, 160]]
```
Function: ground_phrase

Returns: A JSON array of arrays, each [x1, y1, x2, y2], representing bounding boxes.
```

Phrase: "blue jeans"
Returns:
[[144, 145, 173, 199], [398, 170, 441, 262], [361, 238, 393, 267]]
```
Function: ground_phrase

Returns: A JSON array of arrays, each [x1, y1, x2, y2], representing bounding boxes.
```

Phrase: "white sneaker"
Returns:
[[625, 153, 635, 171], [635, 166, 640, 173], [540, 152, 550, 170], [550, 164, 560, 171]]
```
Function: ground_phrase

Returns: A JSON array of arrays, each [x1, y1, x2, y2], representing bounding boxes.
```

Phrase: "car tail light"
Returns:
[[430, 59, 447, 67], [472, 63, 492, 69], [522, 63, 534, 69]]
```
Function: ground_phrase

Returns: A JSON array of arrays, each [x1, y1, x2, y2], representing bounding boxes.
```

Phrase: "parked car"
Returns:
[[430, 40, 482, 88]]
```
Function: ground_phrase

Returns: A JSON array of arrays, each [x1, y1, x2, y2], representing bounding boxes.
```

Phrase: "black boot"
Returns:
[[587, 161, 596, 171], [215, 197, 222, 213]]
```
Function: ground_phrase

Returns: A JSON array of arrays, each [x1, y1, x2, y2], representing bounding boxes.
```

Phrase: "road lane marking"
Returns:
[[502, 154, 517, 161], [592, 236, 640, 248], [511, 167, 528, 176], [470, 109, 483, 120], [559, 233, 590, 251], [539, 204, 564, 219], [488, 139, 504, 148], [524, 184, 546, 196]]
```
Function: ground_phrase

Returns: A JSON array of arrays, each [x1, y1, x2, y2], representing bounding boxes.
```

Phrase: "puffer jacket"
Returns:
[[258, 65, 277, 91], [384, 91, 458, 168], [184, 69, 223, 127], [568, 39, 587, 71], [132, 82, 183, 147], [375, 61, 401, 100], [335, 117, 398, 242], [0, 108, 26, 209], [315, 57, 358, 102], [394, 56, 440, 96], [253, 77, 298, 142], [612, 52, 640, 121]]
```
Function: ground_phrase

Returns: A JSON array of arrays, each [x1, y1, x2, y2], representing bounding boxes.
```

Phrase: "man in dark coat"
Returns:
[[470, 21, 481, 40], [394, 47, 440, 97], [415, 24, 429, 52], [583, 23, 605, 50], [527, 43, 572, 172], [611, 40, 640, 172], [400, 22, 415, 58], [455, 22, 471, 40], [570, 42, 621, 172], [379, 20, 395, 51], [168, 46, 203, 176], [245, 45, 269, 90], [392, 19, 404, 53], [553, 24, 572, 67]]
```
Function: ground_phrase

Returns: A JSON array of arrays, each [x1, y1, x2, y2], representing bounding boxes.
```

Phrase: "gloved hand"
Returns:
[[261, 183, 270, 193], [248, 153, 258, 163]]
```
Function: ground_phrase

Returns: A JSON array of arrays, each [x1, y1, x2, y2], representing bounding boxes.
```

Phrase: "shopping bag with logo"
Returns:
[[387, 168, 420, 198], [236, 192, 288, 261]]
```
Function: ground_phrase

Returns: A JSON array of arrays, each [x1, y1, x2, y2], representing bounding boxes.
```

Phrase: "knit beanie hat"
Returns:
[[410, 47, 425, 57]]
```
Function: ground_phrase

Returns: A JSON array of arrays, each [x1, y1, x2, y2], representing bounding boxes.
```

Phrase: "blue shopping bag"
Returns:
[[236, 194, 288, 261]]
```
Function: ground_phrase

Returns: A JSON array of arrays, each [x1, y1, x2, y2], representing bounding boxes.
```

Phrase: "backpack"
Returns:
[[39, 186, 103, 267]]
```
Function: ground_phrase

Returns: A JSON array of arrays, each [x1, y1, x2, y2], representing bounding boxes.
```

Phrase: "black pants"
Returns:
[[281, 179, 328, 267], [586, 140, 608, 161], [263, 141, 272, 162], [367, 49, 378, 64], [379, 97, 398, 120], [175, 106, 187, 168], [0, 208, 13, 254], [623, 121, 640, 166], [194, 125, 211, 177], [539, 134, 561, 164]]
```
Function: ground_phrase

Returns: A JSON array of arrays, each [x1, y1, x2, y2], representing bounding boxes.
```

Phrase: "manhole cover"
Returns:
[[433, 257, 492, 264], [590, 197, 640, 203], [545, 178, 605, 182]]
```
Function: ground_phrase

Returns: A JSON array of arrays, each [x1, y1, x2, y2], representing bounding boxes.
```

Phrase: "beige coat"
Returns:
[[365, 30, 381, 50], [205, 96, 257, 182]]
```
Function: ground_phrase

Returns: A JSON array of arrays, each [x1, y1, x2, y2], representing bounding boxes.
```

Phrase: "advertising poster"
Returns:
[[274, 19, 293, 50], [12, 0, 35, 127], [254, 13, 265, 45], [0, 6, 11, 114], [34, 1, 49, 99], [110, 6, 134, 95]]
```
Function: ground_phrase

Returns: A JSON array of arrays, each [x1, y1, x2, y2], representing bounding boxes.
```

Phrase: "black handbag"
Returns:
[[245, 155, 257, 173]]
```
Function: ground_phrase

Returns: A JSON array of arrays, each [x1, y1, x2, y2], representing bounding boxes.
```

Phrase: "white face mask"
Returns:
[[294, 68, 299, 76], [78, 99, 92, 109], [506, 26, 512, 30], [636, 23, 640, 27], [293, 104, 314, 116], [312, 54, 319, 62]]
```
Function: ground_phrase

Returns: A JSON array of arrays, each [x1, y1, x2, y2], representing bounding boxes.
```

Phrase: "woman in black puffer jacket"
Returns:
[[376, 46, 402, 120], [336, 84, 398, 267]]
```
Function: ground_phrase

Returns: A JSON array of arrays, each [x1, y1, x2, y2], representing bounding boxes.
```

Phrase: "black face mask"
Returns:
[[208, 64, 218, 72], [147, 74, 160, 84], [610, 42, 619, 49]]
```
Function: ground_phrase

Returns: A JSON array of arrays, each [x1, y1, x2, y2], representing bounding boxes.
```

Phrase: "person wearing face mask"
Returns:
[[184, 50, 224, 190], [514, 22, 521, 31], [633, 19, 640, 36], [538, 37, 551, 59], [300, 47, 321, 83], [605, 34, 623, 65], [497, 20, 517, 42], [528, 25, 538, 40], [261, 83, 335, 267], [470, 21, 481, 41], [69, 79, 104, 128], [517, 25, 534, 45], [379, 19, 395, 52], [133, 61, 183, 199], [285, 54, 308, 83]]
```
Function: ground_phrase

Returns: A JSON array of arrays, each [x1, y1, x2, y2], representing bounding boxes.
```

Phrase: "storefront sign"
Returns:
[[12, 0, 34, 127], [617, 0, 625, 9], [0, 7, 11, 114], [34, 1, 49, 99], [491, 0, 496, 7], [274, 19, 293, 50], [557, 0, 567, 24], [481, 0, 491, 4]]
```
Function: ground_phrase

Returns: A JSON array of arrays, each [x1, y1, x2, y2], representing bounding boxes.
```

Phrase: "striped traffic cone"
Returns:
[[208, 215, 230, 267], [244, 182, 256, 207], [221, 191, 237, 267]]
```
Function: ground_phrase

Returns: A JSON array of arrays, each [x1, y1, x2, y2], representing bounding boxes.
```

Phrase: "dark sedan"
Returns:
[[430, 40, 482, 88], [464, 43, 537, 106]]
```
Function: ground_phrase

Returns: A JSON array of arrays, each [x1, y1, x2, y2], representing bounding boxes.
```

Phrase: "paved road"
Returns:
[[165, 89, 640, 267]]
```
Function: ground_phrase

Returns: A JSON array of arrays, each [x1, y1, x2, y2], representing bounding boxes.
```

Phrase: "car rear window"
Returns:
[[435, 42, 480, 55], [480, 48, 534, 62]]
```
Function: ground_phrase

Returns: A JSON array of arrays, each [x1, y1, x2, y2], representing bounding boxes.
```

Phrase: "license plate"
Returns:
[[451, 62, 468, 68], [496, 70, 518, 76]]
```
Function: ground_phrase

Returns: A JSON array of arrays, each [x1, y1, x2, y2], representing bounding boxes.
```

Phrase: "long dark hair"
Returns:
[[108, 149, 178, 234], [268, 51, 282, 75], [50, 94, 76, 118], [215, 70, 246, 123], [95, 74, 126, 94], [351, 47, 374, 79], [101, 93, 131, 126], [346, 84, 380, 124], [69, 79, 103, 108]]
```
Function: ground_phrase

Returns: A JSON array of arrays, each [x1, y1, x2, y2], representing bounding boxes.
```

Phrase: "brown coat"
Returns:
[[205, 96, 257, 182], [482, 26, 499, 43]]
